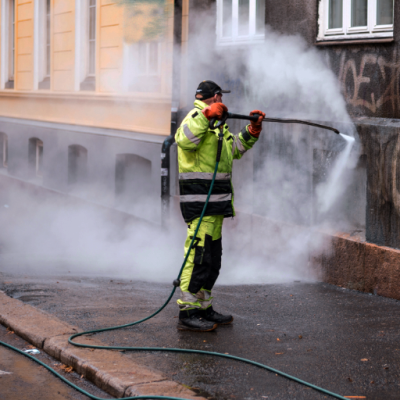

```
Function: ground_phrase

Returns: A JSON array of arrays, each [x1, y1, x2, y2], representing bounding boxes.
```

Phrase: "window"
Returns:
[[38, 0, 51, 89], [123, 41, 161, 92], [318, 0, 394, 41], [88, 0, 96, 76], [80, 0, 96, 91], [217, 0, 266, 45], [68, 145, 88, 189], [115, 154, 153, 217], [2, 0, 15, 88], [29, 138, 43, 178], [0, 133, 8, 168]]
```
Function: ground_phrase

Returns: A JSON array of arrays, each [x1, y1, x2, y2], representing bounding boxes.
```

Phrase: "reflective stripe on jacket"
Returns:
[[175, 100, 259, 223]]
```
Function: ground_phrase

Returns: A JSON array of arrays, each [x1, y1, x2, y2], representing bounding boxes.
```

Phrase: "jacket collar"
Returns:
[[194, 99, 208, 110]]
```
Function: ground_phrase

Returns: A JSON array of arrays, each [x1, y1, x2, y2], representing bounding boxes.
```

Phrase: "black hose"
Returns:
[[228, 112, 340, 134]]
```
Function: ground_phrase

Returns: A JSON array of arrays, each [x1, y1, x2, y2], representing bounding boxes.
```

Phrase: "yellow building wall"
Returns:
[[98, 0, 123, 92], [52, 0, 75, 91], [16, 0, 34, 90], [0, 0, 174, 136]]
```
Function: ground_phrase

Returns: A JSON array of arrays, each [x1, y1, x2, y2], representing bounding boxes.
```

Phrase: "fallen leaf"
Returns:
[[298, 335, 303, 339], [58, 364, 74, 373], [370, 381, 375, 384]]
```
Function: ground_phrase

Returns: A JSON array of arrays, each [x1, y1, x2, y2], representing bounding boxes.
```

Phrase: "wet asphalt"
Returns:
[[0, 321, 112, 400], [0, 274, 399, 400]]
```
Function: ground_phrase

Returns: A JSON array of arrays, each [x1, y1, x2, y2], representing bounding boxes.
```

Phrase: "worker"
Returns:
[[175, 80, 265, 331]]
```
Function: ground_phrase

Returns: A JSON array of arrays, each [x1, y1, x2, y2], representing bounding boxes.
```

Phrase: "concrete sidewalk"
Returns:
[[0, 290, 205, 400], [1, 275, 400, 400]]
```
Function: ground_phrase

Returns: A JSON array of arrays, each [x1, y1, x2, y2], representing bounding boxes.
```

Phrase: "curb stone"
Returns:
[[0, 291, 205, 400]]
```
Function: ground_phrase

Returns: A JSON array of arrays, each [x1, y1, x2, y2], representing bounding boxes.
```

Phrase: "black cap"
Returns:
[[195, 80, 231, 100]]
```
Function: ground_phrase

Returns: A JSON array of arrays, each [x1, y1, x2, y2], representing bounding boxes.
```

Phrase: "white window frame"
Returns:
[[317, 0, 394, 42], [0, 0, 15, 88], [122, 41, 162, 91], [34, 0, 50, 89], [87, 0, 96, 77], [134, 42, 161, 77], [75, 0, 96, 90], [216, 0, 265, 46]]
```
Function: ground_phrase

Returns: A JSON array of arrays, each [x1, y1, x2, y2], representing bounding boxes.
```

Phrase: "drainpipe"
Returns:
[[161, 0, 182, 228]]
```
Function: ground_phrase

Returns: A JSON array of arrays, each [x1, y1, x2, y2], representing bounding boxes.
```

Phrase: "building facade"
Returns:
[[1, 0, 400, 298], [178, 0, 400, 299], [0, 0, 176, 224]]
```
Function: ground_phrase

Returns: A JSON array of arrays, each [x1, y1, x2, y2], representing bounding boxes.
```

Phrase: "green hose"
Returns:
[[0, 133, 349, 400]]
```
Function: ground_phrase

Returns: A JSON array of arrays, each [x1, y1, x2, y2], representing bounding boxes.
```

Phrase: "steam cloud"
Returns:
[[0, 14, 358, 286]]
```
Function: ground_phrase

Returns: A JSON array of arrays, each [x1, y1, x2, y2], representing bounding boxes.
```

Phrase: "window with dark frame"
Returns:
[[36, 140, 43, 177], [28, 138, 44, 178], [1, 134, 8, 168], [68, 145, 88, 189]]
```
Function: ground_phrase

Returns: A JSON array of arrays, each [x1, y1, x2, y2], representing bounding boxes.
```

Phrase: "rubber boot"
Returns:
[[200, 306, 233, 325], [178, 309, 217, 332]]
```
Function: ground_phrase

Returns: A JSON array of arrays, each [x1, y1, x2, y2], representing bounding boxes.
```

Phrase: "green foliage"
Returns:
[[117, 0, 172, 41]]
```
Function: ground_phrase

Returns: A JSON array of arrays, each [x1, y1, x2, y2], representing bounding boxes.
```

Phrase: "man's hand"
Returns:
[[202, 103, 228, 121], [248, 110, 266, 138]]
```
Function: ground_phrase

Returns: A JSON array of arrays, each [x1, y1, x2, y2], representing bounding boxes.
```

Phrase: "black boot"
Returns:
[[178, 309, 217, 332], [200, 306, 233, 325]]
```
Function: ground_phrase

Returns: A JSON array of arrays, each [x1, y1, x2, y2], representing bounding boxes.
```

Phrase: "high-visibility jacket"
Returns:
[[175, 100, 259, 223]]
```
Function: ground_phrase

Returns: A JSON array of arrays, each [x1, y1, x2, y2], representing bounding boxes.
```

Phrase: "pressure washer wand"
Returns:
[[210, 112, 340, 135]]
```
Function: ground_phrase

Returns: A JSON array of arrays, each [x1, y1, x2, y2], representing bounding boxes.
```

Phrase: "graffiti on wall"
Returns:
[[336, 49, 400, 116]]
